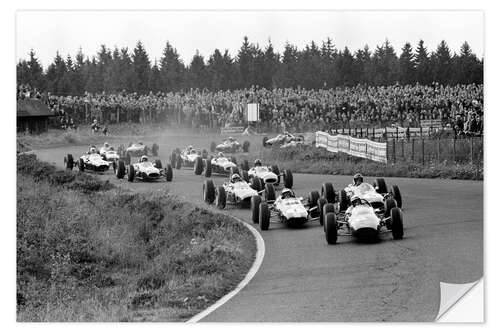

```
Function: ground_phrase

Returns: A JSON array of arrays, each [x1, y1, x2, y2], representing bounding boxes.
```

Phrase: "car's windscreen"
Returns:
[[140, 161, 154, 167], [353, 183, 375, 196], [283, 198, 300, 205]]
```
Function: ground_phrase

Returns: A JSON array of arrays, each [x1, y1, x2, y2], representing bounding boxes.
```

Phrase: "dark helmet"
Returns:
[[353, 173, 363, 185], [231, 174, 242, 183], [254, 159, 262, 166]]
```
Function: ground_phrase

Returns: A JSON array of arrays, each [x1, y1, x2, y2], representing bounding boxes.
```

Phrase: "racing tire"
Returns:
[[154, 159, 162, 169], [374, 178, 388, 194], [65, 154, 74, 170], [165, 164, 173, 182], [241, 159, 249, 171], [271, 165, 280, 184], [116, 160, 126, 179], [308, 190, 320, 217], [152, 143, 159, 157], [262, 136, 269, 147], [390, 207, 404, 240], [78, 158, 85, 172], [204, 159, 212, 177], [259, 177, 265, 190], [339, 190, 349, 212], [390, 185, 403, 208], [175, 156, 182, 170], [325, 212, 338, 244], [264, 183, 276, 202], [384, 198, 397, 218], [321, 182, 335, 203], [242, 170, 250, 182], [259, 202, 270, 231], [216, 186, 227, 209], [283, 170, 293, 189], [251, 195, 261, 224], [101, 154, 107, 161], [322, 203, 336, 231], [194, 156, 204, 175], [210, 142, 216, 153], [317, 197, 327, 226], [127, 165, 135, 182], [203, 179, 216, 204], [125, 153, 131, 166], [251, 177, 262, 192], [242, 140, 250, 152]]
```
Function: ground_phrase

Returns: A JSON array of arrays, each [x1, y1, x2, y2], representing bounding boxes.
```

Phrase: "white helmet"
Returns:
[[104, 142, 109, 147], [140, 155, 148, 162], [231, 174, 242, 183], [281, 188, 295, 199]]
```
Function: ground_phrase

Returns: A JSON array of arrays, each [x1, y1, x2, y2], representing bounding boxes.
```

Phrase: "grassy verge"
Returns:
[[235, 145, 483, 180], [17, 154, 255, 321]]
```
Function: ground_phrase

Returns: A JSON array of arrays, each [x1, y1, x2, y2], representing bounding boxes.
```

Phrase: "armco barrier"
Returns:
[[315, 131, 387, 163]]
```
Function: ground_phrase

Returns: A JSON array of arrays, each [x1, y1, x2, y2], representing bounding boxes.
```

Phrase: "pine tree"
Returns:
[[187, 50, 207, 89], [415, 40, 431, 85], [132, 41, 151, 93], [399, 42, 416, 85], [159, 42, 185, 92], [431, 40, 453, 85]]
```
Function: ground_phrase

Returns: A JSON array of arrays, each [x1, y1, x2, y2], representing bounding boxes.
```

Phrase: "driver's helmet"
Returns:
[[109, 147, 114, 151], [104, 142, 109, 148], [188, 145, 193, 150], [140, 155, 148, 162], [228, 136, 234, 141], [254, 159, 262, 166], [281, 188, 295, 199], [138, 142, 143, 145], [351, 195, 362, 207], [231, 174, 242, 183], [353, 173, 364, 186], [89, 147, 97, 154], [218, 152, 224, 158], [190, 149, 196, 154]]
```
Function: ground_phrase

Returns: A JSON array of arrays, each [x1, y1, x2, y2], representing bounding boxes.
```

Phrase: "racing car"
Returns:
[[262, 132, 304, 147], [64, 146, 114, 172], [335, 177, 402, 211], [203, 153, 240, 178], [202, 174, 263, 209], [210, 137, 250, 153], [124, 142, 159, 164], [115, 155, 173, 182], [170, 146, 208, 172], [323, 194, 404, 245], [239, 159, 294, 189], [99, 143, 120, 163], [250, 187, 321, 231]]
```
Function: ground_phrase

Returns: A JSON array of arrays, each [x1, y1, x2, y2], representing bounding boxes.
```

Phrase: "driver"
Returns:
[[230, 174, 242, 183], [89, 146, 98, 154], [254, 159, 262, 167], [281, 188, 295, 199], [228, 136, 235, 141], [353, 173, 364, 186], [218, 152, 224, 158], [351, 195, 363, 207], [140, 155, 148, 162], [103, 142, 109, 149]]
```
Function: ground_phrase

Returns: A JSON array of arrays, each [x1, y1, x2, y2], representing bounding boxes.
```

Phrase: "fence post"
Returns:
[[348, 127, 351, 136], [437, 138, 440, 163], [421, 138, 425, 165], [420, 126, 423, 137], [411, 138, 415, 162], [393, 138, 396, 163], [453, 138, 456, 162], [401, 139, 405, 161], [372, 127, 375, 139], [470, 137, 474, 164]]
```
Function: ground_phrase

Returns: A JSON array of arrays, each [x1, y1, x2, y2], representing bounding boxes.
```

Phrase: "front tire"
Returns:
[[325, 213, 338, 244], [165, 164, 173, 181], [259, 202, 270, 230], [65, 154, 74, 170], [205, 159, 212, 177], [317, 197, 327, 226], [308, 190, 320, 217], [391, 185, 402, 208], [203, 179, 216, 204], [216, 186, 227, 209], [390, 207, 404, 240], [194, 156, 203, 175], [283, 169, 293, 189], [264, 183, 276, 201], [339, 190, 349, 212], [127, 165, 135, 182], [116, 160, 126, 179], [321, 182, 335, 203], [374, 178, 388, 194], [251, 195, 261, 223]]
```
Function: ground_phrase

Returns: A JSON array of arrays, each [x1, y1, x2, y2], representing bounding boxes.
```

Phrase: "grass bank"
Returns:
[[236, 145, 483, 180], [17, 154, 255, 321]]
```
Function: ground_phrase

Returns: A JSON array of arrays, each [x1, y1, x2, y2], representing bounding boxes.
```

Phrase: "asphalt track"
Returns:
[[34, 145, 483, 322]]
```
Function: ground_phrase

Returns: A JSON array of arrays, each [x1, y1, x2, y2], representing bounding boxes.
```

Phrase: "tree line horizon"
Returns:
[[17, 36, 483, 96]]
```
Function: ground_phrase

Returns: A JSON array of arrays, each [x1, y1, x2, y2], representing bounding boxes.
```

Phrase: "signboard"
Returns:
[[315, 132, 387, 163], [247, 103, 259, 122]]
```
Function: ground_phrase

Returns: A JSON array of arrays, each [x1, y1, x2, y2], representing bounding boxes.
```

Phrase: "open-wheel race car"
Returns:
[[322, 189, 404, 245], [250, 187, 322, 231], [64, 146, 115, 173], [335, 177, 402, 211], [170, 146, 209, 171], [115, 156, 173, 182], [262, 132, 305, 147], [202, 174, 264, 209], [210, 137, 250, 153], [238, 159, 293, 189], [202, 153, 240, 178], [124, 142, 159, 164], [99, 143, 120, 163]]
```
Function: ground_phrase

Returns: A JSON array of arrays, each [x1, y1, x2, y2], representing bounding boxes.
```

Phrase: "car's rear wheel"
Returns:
[[78, 158, 85, 172], [127, 165, 135, 182], [205, 159, 212, 177], [154, 159, 162, 169], [321, 182, 335, 203], [391, 185, 402, 208], [271, 165, 280, 184], [259, 202, 270, 230], [125, 153, 131, 166], [241, 170, 250, 182], [165, 164, 173, 182], [216, 186, 227, 209], [339, 189, 349, 212], [325, 212, 338, 244], [262, 136, 269, 147], [384, 198, 397, 218], [283, 170, 293, 189], [203, 179, 215, 204], [251, 195, 261, 224], [116, 160, 126, 179], [194, 156, 203, 175], [251, 177, 262, 191], [65, 154, 74, 170], [175, 156, 182, 169], [374, 178, 388, 194], [390, 207, 404, 240], [322, 203, 335, 231], [317, 197, 327, 226], [308, 190, 320, 216], [264, 183, 276, 201]]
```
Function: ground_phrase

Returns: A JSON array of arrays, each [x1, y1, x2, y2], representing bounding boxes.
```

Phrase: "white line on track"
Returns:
[[186, 217, 265, 323]]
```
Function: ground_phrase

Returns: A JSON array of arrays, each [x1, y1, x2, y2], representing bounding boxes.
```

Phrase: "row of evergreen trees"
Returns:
[[17, 37, 483, 95]]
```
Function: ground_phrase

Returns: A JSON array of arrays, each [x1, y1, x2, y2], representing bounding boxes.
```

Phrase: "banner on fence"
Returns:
[[315, 132, 387, 163], [247, 103, 259, 122], [420, 119, 442, 128]]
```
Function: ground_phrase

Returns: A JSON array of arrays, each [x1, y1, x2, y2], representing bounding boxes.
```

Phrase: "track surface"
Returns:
[[34, 145, 483, 322]]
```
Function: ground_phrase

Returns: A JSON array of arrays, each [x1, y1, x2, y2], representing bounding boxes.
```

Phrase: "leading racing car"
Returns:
[[250, 187, 321, 231], [203, 153, 240, 178], [203, 173, 263, 209], [262, 132, 304, 147], [64, 146, 114, 172], [115, 155, 173, 182], [210, 137, 250, 153], [170, 146, 208, 172], [124, 142, 159, 164]]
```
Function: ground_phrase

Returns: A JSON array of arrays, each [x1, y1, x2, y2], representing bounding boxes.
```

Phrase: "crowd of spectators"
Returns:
[[17, 83, 483, 137]]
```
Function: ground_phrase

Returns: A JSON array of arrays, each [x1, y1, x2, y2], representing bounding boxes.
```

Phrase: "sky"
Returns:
[[16, 11, 484, 68]]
